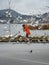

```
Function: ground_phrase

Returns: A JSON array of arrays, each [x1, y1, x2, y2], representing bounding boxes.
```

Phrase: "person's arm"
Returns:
[[23, 27, 26, 31]]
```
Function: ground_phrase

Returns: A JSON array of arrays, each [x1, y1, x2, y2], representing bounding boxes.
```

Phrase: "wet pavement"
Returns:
[[0, 43, 49, 65]]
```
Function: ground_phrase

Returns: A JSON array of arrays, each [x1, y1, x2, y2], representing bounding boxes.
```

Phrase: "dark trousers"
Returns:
[[26, 34, 28, 38]]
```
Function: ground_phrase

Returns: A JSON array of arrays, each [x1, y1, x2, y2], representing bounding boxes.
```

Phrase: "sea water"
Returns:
[[0, 24, 49, 37]]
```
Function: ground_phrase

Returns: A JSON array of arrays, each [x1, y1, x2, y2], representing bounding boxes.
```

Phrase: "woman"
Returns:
[[22, 24, 31, 38]]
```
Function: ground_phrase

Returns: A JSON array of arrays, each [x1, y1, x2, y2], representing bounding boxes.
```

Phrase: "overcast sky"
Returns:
[[0, 0, 49, 15]]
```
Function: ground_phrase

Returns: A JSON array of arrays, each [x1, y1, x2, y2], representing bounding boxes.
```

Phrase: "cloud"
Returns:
[[0, 0, 49, 15]]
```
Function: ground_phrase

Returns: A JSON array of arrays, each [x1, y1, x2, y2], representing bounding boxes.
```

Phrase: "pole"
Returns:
[[8, 0, 11, 37]]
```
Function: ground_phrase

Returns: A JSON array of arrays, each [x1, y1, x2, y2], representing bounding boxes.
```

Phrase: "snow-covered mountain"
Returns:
[[0, 9, 49, 23]]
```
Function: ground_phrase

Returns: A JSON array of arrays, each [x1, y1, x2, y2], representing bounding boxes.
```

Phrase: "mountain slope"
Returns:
[[0, 9, 32, 20], [0, 9, 21, 20]]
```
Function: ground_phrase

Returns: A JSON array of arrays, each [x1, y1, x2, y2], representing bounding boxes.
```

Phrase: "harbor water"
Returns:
[[0, 24, 49, 37]]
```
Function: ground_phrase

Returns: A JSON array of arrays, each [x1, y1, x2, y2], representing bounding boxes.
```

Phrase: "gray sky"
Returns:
[[0, 0, 49, 15]]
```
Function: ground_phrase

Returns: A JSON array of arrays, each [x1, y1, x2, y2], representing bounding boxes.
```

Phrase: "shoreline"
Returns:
[[0, 35, 49, 43]]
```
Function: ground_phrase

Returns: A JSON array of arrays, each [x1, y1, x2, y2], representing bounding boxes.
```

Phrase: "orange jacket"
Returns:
[[23, 25, 30, 35]]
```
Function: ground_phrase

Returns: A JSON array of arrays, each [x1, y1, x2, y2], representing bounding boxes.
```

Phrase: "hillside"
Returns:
[[0, 9, 32, 21], [0, 9, 49, 24]]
